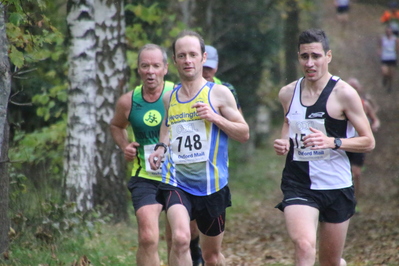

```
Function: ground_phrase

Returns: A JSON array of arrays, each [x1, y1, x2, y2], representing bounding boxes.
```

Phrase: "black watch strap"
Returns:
[[332, 138, 342, 150], [154, 142, 167, 153]]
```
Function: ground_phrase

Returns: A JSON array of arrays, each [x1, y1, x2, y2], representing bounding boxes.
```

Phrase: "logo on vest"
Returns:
[[143, 110, 162, 126], [307, 112, 325, 119]]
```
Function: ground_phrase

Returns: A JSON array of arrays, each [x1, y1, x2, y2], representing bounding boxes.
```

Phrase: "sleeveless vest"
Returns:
[[129, 81, 174, 181], [161, 82, 229, 196]]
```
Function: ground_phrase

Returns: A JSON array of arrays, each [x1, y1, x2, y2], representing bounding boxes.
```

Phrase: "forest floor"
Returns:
[[222, 1, 399, 265]]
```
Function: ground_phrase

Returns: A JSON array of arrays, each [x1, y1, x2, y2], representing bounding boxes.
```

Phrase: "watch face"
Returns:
[[335, 138, 342, 148]]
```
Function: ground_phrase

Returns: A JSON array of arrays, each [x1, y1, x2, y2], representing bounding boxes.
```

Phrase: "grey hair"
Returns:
[[137, 44, 168, 66]]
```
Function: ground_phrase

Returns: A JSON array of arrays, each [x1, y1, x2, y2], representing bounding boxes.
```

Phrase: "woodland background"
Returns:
[[0, 0, 398, 265]]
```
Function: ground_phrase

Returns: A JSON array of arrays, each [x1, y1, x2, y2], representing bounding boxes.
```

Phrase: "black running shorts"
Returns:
[[127, 176, 162, 212], [157, 184, 231, 236], [276, 182, 356, 223]]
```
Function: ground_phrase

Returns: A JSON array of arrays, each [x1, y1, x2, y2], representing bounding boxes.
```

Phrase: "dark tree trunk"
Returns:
[[0, 2, 11, 257], [284, 0, 300, 83]]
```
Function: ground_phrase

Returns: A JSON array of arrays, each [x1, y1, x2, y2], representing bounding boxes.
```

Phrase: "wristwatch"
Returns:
[[154, 142, 168, 153], [332, 138, 342, 150]]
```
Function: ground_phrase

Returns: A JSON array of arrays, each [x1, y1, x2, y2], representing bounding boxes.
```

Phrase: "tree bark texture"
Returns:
[[65, 0, 98, 211], [0, 3, 11, 256], [94, 0, 128, 222], [284, 0, 299, 83]]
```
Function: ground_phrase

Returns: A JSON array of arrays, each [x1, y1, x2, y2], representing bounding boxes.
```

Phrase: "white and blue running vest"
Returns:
[[161, 82, 229, 196]]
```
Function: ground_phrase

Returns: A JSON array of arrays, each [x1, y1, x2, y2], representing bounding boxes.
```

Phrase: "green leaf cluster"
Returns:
[[10, 119, 66, 175], [125, 1, 189, 87], [5, 1, 64, 68], [31, 83, 67, 121]]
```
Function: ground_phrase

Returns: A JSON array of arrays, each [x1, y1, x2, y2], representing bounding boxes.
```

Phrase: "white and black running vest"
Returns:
[[283, 76, 355, 190]]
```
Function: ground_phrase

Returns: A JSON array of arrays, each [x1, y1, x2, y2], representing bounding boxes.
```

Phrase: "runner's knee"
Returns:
[[138, 229, 159, 249], [171, 229, 191, 251], [294, 238, 316, 257]]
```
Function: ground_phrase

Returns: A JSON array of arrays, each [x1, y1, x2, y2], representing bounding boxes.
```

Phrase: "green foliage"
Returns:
[[7, 0, 68, 135], [188, 0, 283, 119], [8, 168, 28, 209], [8, 118, 66, 229], [32, 83, 68, 121], [37, 202, 112, 240], [126, 3, 163, 24], [10, 119, 65, 170], [5, 2, 64, 68], [124, 1, 189, 86]]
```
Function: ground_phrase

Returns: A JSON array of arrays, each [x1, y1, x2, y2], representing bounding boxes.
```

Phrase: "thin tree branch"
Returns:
[[9, 100, 32, 106], [13, 67, 37, 76], [9, 91, 33, 106]]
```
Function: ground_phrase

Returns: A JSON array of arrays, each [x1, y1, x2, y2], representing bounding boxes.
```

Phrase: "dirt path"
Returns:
[[223, 2, 399, 265]]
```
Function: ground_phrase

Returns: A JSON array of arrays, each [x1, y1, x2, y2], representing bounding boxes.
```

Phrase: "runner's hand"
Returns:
[[124, 142, 139, 161], [274, 139, 290, 155], [192, 102, 215, 122], [303, 127, 330, 150], [149, 149, 164, 170]]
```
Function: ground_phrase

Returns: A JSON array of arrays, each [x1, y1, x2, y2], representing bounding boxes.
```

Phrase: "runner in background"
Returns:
[[202, 45, 242, 112], [380, 1, 399, 36], [377, 25, 399, 92], [347, 77, 380, 207], [334, 0, 350, 25]]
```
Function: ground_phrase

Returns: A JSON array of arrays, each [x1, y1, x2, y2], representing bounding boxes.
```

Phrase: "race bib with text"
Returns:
[[290, 119, 330, 161], [170, 120, 210, 164]]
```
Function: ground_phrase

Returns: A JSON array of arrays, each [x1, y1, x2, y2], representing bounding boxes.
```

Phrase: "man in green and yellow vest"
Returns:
[[110, 44, 174, 266]]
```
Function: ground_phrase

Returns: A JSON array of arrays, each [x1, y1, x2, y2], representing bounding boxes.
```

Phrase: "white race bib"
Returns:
[[290, 119, 330, 161], [144, 144, 162, 175], [170, 120, 209, 164]]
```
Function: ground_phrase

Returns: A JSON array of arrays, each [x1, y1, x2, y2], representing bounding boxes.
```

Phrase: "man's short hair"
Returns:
[[172, 30, 205, 57], [298, 29, 330, 53], [137, 44, 168, 66]]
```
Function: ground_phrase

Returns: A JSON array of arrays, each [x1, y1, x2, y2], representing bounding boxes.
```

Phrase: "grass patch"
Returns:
[[227, 137, 285, 218], [4, 134, 285, 265], [4, 209, 170, 266]]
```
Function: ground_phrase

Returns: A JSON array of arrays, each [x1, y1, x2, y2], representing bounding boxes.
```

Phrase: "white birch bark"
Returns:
[[94, 0, 128, 221], [64, 0, 97, 211], [0, 3, 11, 254]]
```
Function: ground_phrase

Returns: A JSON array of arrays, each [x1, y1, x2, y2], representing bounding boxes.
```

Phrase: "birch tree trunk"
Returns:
[[0, 3, 11, 256], [64, 0, 97, 211], [94, 0, 128, 222], [65, 0, 128, 220]]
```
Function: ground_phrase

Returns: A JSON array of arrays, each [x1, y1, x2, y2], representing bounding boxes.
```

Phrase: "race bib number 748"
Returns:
[[170, 120, 209, 164]]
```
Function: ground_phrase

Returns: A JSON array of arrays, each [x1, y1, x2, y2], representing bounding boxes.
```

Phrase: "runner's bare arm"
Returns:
[[193, 84, 249, 143]]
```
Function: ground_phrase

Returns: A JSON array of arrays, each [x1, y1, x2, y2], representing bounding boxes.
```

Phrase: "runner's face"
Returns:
[[174, 36, 205, 80], [138, 49, 168, 90], [202, 66, 217, 82], [298, 42, 331, 82]]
